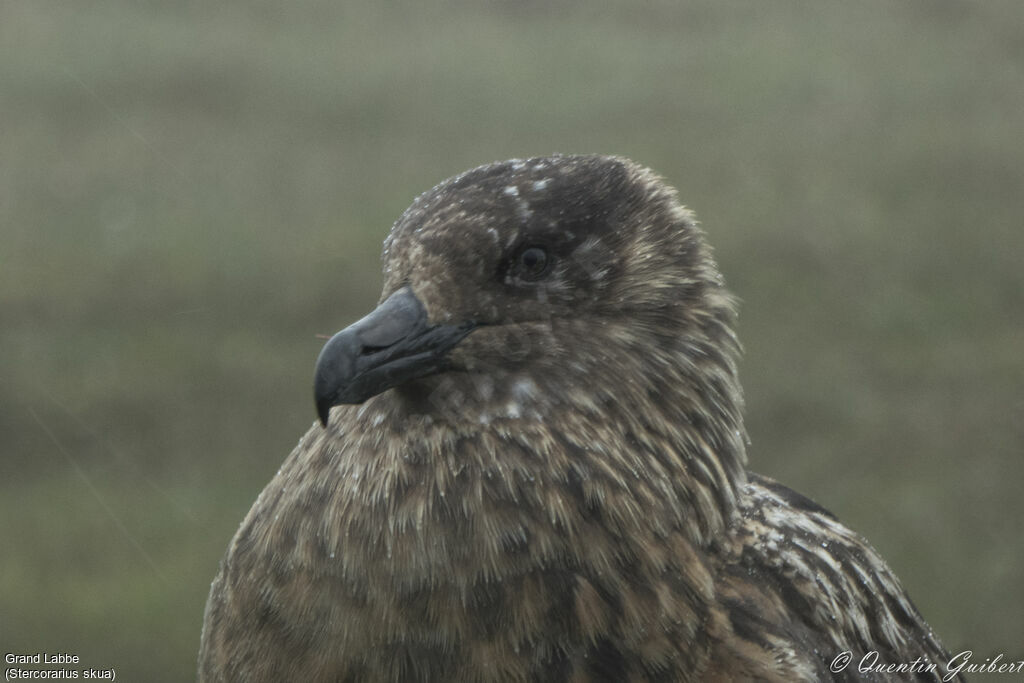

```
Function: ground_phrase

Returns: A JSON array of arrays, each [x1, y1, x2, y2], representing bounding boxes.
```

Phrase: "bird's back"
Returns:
[[704, 474, 958, 681]]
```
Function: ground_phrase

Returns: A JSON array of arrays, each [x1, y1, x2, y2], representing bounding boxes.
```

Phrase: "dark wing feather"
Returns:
[[706, 474, 961, 682]]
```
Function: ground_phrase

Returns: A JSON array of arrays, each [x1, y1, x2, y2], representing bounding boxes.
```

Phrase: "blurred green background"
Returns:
[[2, 1, 1022, 679]]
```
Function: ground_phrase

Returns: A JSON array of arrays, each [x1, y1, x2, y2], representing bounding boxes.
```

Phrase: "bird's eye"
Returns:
[[515, 246, 550, 281]]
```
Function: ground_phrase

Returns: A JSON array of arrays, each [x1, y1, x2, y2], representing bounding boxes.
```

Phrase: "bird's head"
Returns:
[[314, 155, 744, 445]]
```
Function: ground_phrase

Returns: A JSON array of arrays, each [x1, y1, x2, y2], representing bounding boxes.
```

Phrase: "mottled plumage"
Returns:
[[199, 155, 960, 681]]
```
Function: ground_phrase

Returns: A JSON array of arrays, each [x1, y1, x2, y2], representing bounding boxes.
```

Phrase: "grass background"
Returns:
[[2, 1, 1022, 679]]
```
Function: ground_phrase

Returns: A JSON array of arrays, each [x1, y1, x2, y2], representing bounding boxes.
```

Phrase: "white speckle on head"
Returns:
[[502, 185, 533, 222], [485, 226, 501, 245], [515, 201, 533, 221], [512, 378, 538, 400], [531, 178, 550, 191], [476, 400, 527, 424]]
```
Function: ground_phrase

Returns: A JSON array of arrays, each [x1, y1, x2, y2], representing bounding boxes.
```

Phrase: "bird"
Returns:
[[199, 154, 961, 682]]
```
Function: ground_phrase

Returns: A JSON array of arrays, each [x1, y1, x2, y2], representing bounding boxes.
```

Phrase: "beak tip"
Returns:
[[312, 288, 470, 427]]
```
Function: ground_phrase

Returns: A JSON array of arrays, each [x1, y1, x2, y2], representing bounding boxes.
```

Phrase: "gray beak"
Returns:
[[313, 286, 475, 426]]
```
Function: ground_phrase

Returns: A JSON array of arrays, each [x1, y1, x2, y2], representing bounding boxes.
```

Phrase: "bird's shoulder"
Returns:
[[705, 473, 959, 682]]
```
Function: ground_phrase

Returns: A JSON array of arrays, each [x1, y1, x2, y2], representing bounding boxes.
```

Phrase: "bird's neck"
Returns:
[[314, 374, 748, 556]]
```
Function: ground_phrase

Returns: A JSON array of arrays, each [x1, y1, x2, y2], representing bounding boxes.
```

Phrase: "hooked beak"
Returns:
[[313, 286, 475, 426]]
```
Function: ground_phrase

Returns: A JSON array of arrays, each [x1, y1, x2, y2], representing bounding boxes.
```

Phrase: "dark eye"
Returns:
[[515, 246, 550, 281]]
